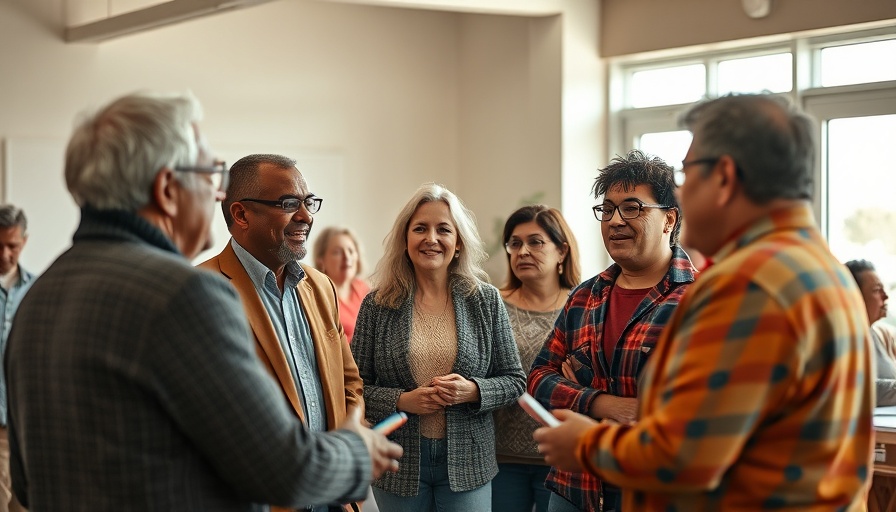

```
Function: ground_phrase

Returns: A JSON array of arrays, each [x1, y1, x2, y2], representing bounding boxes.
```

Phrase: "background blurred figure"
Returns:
[[0, 204, 32, 512], [846, 259, 894, 405], [313, 227, 370, 343], [352, 183, 525, 512], [528, 150, 694, 512], [493, 205, 581, 512]]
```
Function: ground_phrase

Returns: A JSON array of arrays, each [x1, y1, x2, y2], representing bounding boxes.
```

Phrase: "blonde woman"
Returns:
[[313, 227, 370, 343], [351, 183, 525, 512]]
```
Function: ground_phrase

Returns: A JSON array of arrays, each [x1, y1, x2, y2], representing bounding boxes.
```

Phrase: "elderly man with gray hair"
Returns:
[[5, 92, 402, 512], [0, 204, 32, 512]]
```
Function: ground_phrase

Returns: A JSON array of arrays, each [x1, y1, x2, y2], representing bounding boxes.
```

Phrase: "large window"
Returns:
[[609, 24, 896, 311]]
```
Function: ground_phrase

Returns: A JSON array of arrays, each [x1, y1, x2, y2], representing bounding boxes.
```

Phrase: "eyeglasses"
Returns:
[[674, 157, 719, 187], [504, 239, 551, 254], [174, 160, 229, 193], [592, 199, 674, 222], [238, 195, 323, 214]]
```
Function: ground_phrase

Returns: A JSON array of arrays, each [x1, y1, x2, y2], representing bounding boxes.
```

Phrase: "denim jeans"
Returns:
[[491, 462, 551, 512], [372, 438, 492, 512]]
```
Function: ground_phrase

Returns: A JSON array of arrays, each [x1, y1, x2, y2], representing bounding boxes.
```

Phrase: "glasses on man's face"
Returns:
[[592, 199, 674, 222], [674, 157, 719, 187], [239, 195, 323, 214], [504, 239, 551, 254], [174, 160, 229, 193]]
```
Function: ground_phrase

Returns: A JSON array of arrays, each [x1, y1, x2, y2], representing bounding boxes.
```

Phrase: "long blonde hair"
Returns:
[[372, 183, 488, 308]]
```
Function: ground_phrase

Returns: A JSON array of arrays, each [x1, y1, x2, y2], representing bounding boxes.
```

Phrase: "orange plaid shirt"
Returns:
[[576, 204, 875, 511]]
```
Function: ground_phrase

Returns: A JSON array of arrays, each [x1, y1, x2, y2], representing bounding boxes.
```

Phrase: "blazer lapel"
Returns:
[[294, 267, 337, 427], [217, 243, 305, 423]]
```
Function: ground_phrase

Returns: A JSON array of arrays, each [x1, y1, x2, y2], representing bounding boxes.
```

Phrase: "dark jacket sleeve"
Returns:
[[150, 272, 371, 507]]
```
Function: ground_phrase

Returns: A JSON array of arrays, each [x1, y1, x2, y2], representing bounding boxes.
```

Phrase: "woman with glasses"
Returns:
[[312, 227, 370, 343], [351, 183, 525, 512], [493, 205, 581, 512]]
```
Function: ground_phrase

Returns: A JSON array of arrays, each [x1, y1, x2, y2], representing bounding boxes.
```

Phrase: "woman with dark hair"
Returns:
[[492, 205, 581, 512], [352, 183, 525, 511], [845, 259, 893, 405]]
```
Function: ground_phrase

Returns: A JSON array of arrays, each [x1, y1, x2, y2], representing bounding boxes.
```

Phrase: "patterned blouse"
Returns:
[[495, 301, 563, 464]]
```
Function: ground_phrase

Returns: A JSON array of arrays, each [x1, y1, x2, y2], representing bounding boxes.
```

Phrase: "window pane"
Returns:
[[821, 39, 896, 87], [638, 131, 693, 168], [631, 65, 706, 108], [827, 113, 896, 316], [718, 53, 792, 94]]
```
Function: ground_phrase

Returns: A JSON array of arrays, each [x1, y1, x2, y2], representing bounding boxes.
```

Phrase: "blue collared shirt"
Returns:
[[0, 265, 36, 426], [231, 240, 327, 433]]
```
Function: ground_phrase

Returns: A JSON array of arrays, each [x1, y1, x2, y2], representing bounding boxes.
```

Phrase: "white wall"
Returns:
[[0, 0, 604, 282]]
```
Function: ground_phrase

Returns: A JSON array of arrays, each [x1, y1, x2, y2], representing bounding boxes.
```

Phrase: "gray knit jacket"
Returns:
[[351, 281, 526, 496]]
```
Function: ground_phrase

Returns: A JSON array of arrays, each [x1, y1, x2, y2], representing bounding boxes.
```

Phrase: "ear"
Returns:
[[229, 201, 250, 231], [714, 155, 740, 207], [152, 167, 180, 218], [664, 208, 679, 234], [557, 241, 569, 261]]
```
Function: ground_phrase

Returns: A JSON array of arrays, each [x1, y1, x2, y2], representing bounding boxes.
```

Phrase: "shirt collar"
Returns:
[[713, 202, 817, 262], [230, 239, 305, 291]]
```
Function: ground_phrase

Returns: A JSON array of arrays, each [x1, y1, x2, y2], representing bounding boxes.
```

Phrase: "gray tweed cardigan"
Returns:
[[351, 281, 525, 496]]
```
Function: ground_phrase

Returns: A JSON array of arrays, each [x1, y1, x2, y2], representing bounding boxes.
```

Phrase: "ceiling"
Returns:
[[64, 0, 566, 42]]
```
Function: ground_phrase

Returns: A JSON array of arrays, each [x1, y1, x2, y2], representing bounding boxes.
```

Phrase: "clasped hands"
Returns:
[[396, 373, 480, 415]]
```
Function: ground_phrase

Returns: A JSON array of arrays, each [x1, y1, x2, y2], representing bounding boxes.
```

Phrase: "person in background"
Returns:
[[528, 150, 695, 512], [535, 93, 873, 511], [352, 183, 526, 512], [0, 205, 33, 512], [845, 259, 893, 405], [493, 205, 582, 512], [5, 92, 402, 511], [313, 227, 370, 343], [199, 154, 366, 512]]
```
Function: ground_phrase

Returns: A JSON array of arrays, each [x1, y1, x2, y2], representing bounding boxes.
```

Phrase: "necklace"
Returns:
[[510, 287, 565, 330], [516, 287, 564, 313], [413, 295, 451, 344]]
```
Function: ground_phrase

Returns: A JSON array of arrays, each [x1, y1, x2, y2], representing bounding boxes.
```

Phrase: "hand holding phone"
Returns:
[[518, 392, 561, 427], [372, 411, 409, 435]]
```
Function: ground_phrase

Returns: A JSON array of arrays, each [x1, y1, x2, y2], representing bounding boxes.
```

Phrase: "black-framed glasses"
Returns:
[[174, 160, 229, 193], [239, 195, 323, 214], [504, 239, 551, 254], [592, 199, 674, 222], [674, 157, 719, 187]]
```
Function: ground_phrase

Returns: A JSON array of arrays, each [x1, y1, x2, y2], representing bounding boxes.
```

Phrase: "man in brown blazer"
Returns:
[[199, 154, 363, 512]]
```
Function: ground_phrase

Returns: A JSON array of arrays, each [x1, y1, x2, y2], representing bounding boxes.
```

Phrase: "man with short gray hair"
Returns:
[[0, 204, 32, 512], [5, 92, 401, 511]]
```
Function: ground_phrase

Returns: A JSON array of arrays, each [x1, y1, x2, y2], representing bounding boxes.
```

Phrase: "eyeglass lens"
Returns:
[[505, 240, 547, 253], [597, 201, 642, 221]]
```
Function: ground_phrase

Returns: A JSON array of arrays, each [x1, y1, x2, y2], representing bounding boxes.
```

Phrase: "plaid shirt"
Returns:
[[577, 204, 875, 511], [528, 245, 696, 511]]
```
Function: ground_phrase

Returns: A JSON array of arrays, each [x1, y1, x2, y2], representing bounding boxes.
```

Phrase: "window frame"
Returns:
[[608, 22, 896, 243]]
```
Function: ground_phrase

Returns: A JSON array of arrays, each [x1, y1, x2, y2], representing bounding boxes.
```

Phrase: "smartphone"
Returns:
[[372, 411, 409, 435], [518, 392, 561, 427]]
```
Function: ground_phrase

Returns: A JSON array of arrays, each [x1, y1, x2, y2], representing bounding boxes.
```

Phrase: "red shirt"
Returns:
[[602, 285, 652, 365]]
